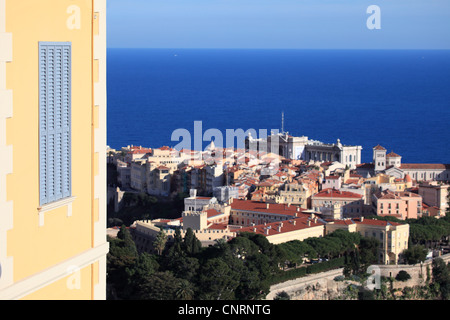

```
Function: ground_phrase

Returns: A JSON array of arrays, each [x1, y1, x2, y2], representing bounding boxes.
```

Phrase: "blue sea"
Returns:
[[107, 49, 450, 164]]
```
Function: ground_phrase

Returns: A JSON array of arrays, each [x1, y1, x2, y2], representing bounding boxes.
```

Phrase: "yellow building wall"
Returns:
[[0, 0, 108, 300], [21, 264, 95, 300]]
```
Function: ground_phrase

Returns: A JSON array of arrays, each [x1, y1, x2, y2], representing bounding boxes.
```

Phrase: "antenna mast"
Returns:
[[281, 111, 284, 134]]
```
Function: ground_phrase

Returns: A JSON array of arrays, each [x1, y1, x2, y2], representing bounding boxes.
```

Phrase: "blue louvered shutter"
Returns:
[[39, 42, 72, 206]]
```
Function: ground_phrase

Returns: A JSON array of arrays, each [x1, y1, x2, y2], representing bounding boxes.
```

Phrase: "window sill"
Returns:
[[37, 196, 76, 226], [38, 196, 76, 214]]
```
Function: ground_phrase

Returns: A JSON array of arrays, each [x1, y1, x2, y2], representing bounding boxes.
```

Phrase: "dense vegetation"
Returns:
[[107, 191, 188, 227], [107, 227, 381, 300], [367, 213, 450, 247]]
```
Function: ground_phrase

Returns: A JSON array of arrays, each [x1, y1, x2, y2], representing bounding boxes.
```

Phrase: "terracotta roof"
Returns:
[[238, 216, 324, 236], [128, 148, 152, 154], [230, 199, 306, 217], [329, 218, 403, 227], [400, 163, 450, 170], [328, 219, 356, 226], [387, 151, 401, 158], [158, 146, 173, 151], [374, 190, 420, 200], [355, 218, 403, 227], [344, 179, 361, 185], [206, 209, 222, 218], [313, 188, 363, 199], [325, 176, 341, 180], [208, 223, 229, 230], [373, 145, 386, 151]]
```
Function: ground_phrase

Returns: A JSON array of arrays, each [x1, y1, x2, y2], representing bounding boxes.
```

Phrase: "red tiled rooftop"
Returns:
[[238, 216, 324, 236], [208, 223, 229, 230], [329, 218, 403, 227], [128, 148, 152, 154], [355, 218, 403, 227], [230, 199, 306, 217], [387, 151, 401, 158], [313, 188, 363, 199], [400, 163, 450, 170], [373, 145, 386, 151], [206, 209, 222, 218], [158, 146, 174, 151]]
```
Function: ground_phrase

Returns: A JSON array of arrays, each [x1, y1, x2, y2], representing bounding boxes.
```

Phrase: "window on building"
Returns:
[[39, 42, 72, 206]]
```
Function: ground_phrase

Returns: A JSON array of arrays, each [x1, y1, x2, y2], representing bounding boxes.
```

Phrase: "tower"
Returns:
[[373, 145, 387, 172]]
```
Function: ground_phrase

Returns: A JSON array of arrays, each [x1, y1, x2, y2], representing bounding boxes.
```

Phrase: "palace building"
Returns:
[[246, 131, 362, 169]]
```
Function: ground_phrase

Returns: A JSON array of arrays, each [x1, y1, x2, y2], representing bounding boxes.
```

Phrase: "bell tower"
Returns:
[[373, 145, 387, 172]]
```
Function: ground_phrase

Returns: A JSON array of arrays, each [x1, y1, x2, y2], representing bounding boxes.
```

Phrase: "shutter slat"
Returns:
[[39, 42, 71, 206]]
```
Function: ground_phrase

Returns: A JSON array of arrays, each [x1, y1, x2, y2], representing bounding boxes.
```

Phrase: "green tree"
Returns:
[[395, 270, 411, 282], [175, 279, 196, 300], [125, 252, 159, 298], [359, 237, 380, 271], [106, 231, 138, 299], [131, 271, 183, 300], [153, 230, 168, 255], [402, 245, 428, 265], [432, 258, 450, 299], [274, 291, 290, 300], [183, 228, 202, 255], [165, 255, 200, 282], [117, 225, 138, 256], [198, 258, 240, 300]]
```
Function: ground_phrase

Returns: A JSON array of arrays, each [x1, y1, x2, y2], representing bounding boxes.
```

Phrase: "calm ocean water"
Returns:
[[107, 49, 450, 164]]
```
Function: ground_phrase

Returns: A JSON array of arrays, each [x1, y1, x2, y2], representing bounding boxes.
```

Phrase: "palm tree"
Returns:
[[175, 279, 195, 300], [153, 230, 167, 255]]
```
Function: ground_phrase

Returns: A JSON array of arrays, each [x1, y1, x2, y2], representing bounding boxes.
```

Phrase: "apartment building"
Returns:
[[418, 182, 449, 217], [0, 0, 108, 299], [311, 188, 364, 218], [372, 190, 422, 220]]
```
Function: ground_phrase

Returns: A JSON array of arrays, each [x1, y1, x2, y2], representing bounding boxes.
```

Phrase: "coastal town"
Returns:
[[107, 130, 450, 270]]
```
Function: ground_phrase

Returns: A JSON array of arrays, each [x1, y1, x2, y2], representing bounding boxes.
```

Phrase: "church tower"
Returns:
[[373, 145, 387, 172]]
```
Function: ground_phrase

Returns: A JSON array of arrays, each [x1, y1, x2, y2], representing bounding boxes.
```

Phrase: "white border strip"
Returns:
[[0, 0, 14, 292], [92, 0, 108, 300]]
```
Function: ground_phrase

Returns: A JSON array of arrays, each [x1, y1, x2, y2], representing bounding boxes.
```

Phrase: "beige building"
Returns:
[[325, 217, 410, 264], [132, 204, 237, 250], [130, 159, 148, 192], [418, 182, 449, 217], [266, 182, 309, 209], [238, 216, 325, 245], [311, 188, 364, 218], [147, 164, 172, 196], [229, 199, 306, 227]]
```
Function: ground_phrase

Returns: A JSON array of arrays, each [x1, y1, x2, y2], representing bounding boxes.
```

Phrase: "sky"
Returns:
[[106, 0, 450, 49]]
